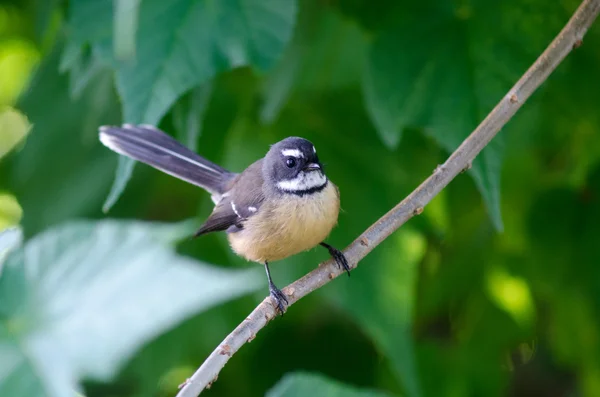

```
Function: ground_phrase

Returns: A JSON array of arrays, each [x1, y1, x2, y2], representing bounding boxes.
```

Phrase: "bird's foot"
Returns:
[[269, 283, 288, 315], [321, 243, 351, 277]]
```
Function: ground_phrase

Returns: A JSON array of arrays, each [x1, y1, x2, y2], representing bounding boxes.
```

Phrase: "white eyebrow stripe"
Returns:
[[313, 146, 316, 154], [281, 149, 304, 158]]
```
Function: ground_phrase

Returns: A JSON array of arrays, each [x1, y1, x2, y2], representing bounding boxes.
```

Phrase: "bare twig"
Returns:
[[176, 1, 600, 396]]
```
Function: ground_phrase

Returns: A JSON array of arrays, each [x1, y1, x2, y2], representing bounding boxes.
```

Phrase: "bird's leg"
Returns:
[[320, 242, 351, 277], [264, 261, 288, 315]]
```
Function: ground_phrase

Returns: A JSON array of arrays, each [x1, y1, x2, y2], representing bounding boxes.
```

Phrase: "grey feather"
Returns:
[[194, 160, 266, 237], [99, 124, 235, 196]]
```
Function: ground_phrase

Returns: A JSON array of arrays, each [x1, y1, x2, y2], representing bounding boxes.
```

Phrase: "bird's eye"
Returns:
[[285, 157, 296, 168]]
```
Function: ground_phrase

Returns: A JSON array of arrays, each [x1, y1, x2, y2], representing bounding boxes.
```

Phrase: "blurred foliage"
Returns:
[[0, 105, 30, 231], [0, 192, 22, 229], [0, 107, 31, 159], [265, 372, 394, 396], [0, 220, 263, 397], [0, 0, 599, 396]]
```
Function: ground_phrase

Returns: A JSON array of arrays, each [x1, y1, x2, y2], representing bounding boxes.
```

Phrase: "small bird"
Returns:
[[99, 124, 349, 313]]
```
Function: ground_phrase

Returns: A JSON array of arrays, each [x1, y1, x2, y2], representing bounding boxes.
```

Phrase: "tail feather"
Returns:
[[99, 124, 235, 196]]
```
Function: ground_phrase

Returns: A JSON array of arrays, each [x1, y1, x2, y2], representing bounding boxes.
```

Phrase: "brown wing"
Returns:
[[193, 160, 265, 237]]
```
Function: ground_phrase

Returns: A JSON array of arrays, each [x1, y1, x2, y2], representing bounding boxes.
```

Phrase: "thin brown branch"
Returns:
[[176, 1, 600, 395]]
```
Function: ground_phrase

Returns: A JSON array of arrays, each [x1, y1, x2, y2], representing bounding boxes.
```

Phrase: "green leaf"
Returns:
[[0, 226, 21, 266], [0, 39, 40, 106], [59, 43, 106, 100], [113, 0, 141, 61], [362, 17, 502, 228], [0, 193, 23, 231], [266, 372, 396, 397], [102, 156, 135, 212], [122, 0, 294, 123], [0, 107, 31, 159], [68, 0, 113, 45], [0, 219, 264, 397], [362, 2, 570, 230], [172, 83, 213, 151], [261, 4, 368, 123], [70, 0, 297, 124], [32, 0, 62, 47], [69, 0, 297, 210]]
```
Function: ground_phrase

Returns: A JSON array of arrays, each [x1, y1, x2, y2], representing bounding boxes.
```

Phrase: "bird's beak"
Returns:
[[303, 163, 321, 171]]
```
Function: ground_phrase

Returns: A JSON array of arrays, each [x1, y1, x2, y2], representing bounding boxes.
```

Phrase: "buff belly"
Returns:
[[227, 182, 340, 263]]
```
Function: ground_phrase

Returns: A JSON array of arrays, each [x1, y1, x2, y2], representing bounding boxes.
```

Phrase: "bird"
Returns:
[[98, 124, 349, 313]]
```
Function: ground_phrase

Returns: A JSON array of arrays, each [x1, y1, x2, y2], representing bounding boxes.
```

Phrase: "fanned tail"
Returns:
[[99, 124, 235, 197]]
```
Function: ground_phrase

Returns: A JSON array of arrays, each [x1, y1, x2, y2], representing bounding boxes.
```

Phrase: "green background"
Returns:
[[1, 0, 600, 396]]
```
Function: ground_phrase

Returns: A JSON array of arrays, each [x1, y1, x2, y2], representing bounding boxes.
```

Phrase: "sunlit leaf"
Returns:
[[0, 107, 31, 159], [0, 219, 264, 397], [0, 193, 22, 231], [485, 266, 535, 328], [0, 39, 40, 106]]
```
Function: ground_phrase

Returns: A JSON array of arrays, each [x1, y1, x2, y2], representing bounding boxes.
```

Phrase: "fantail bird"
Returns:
[[98, 124, 349, 313]]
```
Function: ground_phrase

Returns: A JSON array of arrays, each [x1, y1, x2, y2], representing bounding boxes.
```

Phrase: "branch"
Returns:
[[176, 1, 600, 395]]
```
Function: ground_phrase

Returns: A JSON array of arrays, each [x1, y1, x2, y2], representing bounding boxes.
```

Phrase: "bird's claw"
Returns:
[[269, 284, 288, 315], [329, 247, 351, 277]]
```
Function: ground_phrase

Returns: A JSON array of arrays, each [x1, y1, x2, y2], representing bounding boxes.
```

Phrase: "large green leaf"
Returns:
[[115, 0, 297, 125], [101, 155, 135, 213], [261, 2, 368, 124], [0, 220, 264, 397], [172, 83, 213, 151], [0, 227, 21, 266], [362, 1, 570, 230], [58, 42, 106, 100], [112, 0, 141, 61], [267, 372, 396, 397], [68, 0, 298, 210]]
